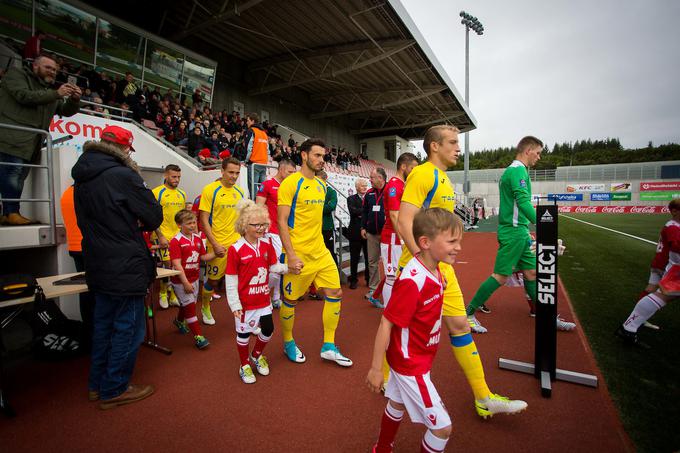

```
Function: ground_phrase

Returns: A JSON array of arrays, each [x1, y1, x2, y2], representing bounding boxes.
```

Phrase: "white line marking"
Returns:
[[560, 215, 656, 245]]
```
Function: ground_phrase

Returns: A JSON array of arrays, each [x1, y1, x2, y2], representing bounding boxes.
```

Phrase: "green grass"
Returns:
[[558, 213, 679, 453]]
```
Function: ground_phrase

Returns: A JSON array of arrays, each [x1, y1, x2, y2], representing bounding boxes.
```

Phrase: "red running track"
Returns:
[[0, 233, 632, 452]]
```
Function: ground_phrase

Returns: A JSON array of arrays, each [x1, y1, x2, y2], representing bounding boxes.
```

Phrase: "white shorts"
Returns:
[[384, 369, 451, 430], [267, 233, 283, 261], [170, 280, 199, 306], [381, 238, 403, 279], [235, 305, 273, 334]]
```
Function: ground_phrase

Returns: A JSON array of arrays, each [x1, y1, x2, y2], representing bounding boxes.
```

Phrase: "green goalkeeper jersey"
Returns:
[[498, 160, 536, 237]]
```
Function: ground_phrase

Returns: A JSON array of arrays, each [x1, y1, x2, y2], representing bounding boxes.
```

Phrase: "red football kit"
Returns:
[[169, 232, 206, 284], [381, 176, 405, 244], [226, 237, 277, 310], [383, 256, 444, 376], [256, 178, 281, 235]]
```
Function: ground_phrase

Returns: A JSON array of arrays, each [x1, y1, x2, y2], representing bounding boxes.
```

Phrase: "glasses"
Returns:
[[249, 223, 270, 230]]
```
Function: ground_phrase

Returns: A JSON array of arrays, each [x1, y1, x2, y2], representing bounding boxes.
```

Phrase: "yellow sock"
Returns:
[[201, 282, 214, 308], [322, 296, 341, 344], [279, 300, 296, 342], [160, 279, 168, 298], [450, 333, 491, 400], [167, 284, 177, 300], [382, 355, 390, 385]]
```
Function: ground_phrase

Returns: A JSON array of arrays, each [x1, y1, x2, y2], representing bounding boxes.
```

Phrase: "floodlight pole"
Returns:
[[463, 24, 470, 201]]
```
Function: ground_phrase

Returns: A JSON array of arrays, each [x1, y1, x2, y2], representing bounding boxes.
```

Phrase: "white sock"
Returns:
[[623, 293, 666, 332], [382, 277, 395, 307], [421, 430, 448, 453]]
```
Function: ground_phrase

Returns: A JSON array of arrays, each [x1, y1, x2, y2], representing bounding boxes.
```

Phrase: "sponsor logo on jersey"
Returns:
[[422, 294, 439, 306], [427, 412, 437, 425], [519, 178, 527, 187], [389, 187, 397, 196], [248, 267, 267, 285], [410, 268, 418, 277], [427, 319, 442, 347]]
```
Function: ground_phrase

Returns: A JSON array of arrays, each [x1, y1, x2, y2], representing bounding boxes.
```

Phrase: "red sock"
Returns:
[[236, 336, 250, 367], [251, 333, 271, 359], [177, 306, 185, 322], [375, 402, 403, 453], [183, 303, 202, 336]]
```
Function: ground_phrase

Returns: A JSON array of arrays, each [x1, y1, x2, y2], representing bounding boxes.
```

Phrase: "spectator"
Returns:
[[288, 134, 295, 148], [131, 95, 151, 123], [174, 121, 189, 146], [192, 89, 202, 107], [72, 125, 162, 409], [0, 54, 81, 225], [187, 127, 207, 158], [347, 178, 369, 289], [160, 115, 175, 142], [244, 112, 269, 196], [23, 30, 46, 61], [122, 72, 137, 102], [361, 167, 387, 305], [207, 131, 220, 155]]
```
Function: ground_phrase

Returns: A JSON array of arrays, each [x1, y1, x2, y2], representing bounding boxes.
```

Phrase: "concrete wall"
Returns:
[[360, 135, 412, 167]]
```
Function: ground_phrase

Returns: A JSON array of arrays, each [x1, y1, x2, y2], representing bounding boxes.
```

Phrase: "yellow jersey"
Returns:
[[198, 181, 245, 246], [278, 172, 327, 259], [399, 161, 456, 268], [151, 184, 187, 240]]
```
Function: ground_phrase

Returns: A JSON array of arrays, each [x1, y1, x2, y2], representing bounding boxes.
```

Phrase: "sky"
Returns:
[[399, 0, 680, 152]]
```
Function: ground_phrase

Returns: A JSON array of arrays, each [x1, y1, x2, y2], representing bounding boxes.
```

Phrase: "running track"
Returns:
[[0, 233, 632, 452]]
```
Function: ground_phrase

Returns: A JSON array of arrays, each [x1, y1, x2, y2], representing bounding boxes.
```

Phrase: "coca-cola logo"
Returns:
[[601, 206, 626, 213], [631, 206, 656, 214], [575, 207, 598, 213]]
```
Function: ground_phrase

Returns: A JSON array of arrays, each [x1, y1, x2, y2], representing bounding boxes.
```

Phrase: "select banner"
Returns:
[[590, 193, 611, 201], [548, 193, 583, 201], [640, 181, 680, 191], [610, 182, 632, 192], [566, 183, 606, 192], [639, 191, 680, 201]]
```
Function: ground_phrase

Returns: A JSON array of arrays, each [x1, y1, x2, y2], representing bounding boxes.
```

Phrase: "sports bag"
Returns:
[[31, 286, 85, 360], [0, 274, 37, 301]]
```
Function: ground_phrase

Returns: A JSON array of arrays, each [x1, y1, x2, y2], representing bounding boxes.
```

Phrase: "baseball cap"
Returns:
[[100, 125, 135, 151]]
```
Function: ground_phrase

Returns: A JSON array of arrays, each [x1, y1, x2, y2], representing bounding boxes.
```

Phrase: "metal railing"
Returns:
[[0, 123, 57, 245]]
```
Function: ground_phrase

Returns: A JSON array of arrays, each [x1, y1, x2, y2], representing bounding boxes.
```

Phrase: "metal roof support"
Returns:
[[310, 87, 447, 119], [249, 40, 415, 96], [310, 85, 446, 100], [176, 0, 265, 40], [350, 113, 466, 135]]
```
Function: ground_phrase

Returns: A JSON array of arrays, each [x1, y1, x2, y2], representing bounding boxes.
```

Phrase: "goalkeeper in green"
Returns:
[[466, 136, 543, 333]]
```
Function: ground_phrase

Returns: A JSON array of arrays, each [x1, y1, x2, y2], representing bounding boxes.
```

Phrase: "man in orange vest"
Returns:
[[244, 112, 269, 198], [60, 185, 95, 348]]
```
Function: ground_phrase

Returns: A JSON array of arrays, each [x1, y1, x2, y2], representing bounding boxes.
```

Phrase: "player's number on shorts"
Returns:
[[285, 282, 292, 295], [208, 265, 219, 276]]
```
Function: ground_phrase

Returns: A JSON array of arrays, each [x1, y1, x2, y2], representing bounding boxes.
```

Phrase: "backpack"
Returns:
[[0, 273, 37, 301], [30, 286, 85, 361]]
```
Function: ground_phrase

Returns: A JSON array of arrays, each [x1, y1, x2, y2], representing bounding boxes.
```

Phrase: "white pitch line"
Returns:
[[560, 214, 656, 245]]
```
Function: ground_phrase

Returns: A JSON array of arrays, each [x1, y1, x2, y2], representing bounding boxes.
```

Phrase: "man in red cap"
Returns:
[[72, 125, 162, 410]]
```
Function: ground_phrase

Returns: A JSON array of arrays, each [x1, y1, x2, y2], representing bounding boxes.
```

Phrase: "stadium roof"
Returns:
[[89, 0, 477, 139]]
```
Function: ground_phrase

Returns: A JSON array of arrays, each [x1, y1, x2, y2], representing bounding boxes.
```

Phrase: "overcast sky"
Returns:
[[400, 0, 680, 152]]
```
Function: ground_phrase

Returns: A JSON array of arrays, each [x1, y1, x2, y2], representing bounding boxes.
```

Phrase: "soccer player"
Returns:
[[380, 152, 419, 306], [616, 198, 680, 346], [199, 157, 246, 325], [464, 136, 577, 333], [397, 124, 526, 418], [168, 210, 215, 349], [277, 138, 352, 367], [152, 164, 188, 308], [256, 158, 296, 308], [367, 208, 462, 453]]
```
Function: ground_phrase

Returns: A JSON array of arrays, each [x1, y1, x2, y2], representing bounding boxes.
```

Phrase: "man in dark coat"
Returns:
[[346, 178, 369, 289], [72, 125, 162, 410], [0, 54, 80, 225]]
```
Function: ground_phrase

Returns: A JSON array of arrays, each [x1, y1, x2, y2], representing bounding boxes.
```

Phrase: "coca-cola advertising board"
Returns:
[[558, 206, 669, 214], [639, 181, 680, 191]]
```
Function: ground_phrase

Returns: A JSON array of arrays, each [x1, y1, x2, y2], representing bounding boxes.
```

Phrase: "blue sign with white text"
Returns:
[[590, 192, 611, 201], [547, 193, 583, 201]]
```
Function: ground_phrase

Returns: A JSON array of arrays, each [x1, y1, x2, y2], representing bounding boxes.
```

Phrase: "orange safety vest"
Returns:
[[249, 127, 269, 164], [60, 185, 83, 252]]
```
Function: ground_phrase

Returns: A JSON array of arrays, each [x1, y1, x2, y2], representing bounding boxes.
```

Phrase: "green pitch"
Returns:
[[558, 213, 678, 453]]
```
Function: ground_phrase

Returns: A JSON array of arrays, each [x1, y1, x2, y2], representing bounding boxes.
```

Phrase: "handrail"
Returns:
[[0, 123, 57, 245], [80, 99, 132, 115]]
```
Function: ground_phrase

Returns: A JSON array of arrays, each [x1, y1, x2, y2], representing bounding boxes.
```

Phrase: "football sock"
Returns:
[[183, 302, 201, 336], [382, 276, 395, 306], [467, 276, 501, 315], [374, 402, 404, 453], [279, 300, 296, 342], [421, 430, 448, 453], [159, 279, 168, 299], [524, 278, 537, 304], [201, 281, 214, 308], [236, 335, 250, 367], [322, 296, 341, 344], [450, 333, 491, 401], [623, 293, 666, 332], [251, 332, 272, 359]]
